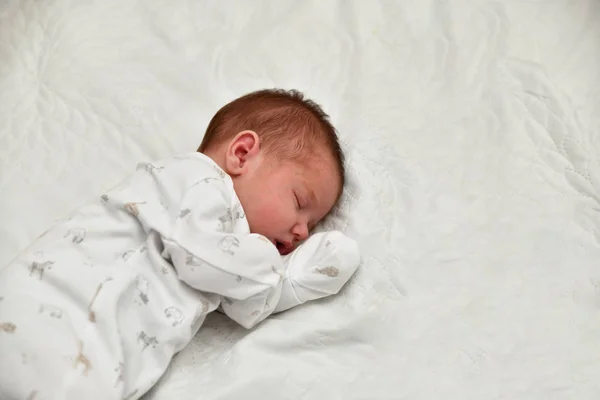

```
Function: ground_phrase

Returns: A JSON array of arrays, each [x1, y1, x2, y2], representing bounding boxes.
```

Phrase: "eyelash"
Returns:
[[294, 193, 301, 210]]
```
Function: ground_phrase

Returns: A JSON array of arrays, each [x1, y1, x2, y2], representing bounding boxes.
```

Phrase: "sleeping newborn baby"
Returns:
[[0, 89, 360, 400]]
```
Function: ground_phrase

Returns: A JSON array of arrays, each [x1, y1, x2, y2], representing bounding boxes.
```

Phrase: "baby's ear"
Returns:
[[225, 131, 260, 175]]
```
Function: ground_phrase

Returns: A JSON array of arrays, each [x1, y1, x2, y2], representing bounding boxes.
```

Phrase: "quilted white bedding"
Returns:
[[1, 1, 599, 399]]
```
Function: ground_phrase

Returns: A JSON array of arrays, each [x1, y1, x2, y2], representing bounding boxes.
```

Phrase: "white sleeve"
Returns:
[[107, 154, 285, 329], [273, 231, 361, 313], [162, 180, 285, 329]]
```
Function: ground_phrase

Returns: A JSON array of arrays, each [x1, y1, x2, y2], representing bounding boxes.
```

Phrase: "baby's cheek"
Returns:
[[245, 209, 270, 235], [245, 215, 260, 233]]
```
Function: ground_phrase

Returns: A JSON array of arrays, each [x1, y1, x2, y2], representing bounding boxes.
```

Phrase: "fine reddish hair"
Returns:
[[198, 89, 345, 187]]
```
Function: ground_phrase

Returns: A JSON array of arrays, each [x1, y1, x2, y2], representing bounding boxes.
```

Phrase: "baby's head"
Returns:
[[199, 89, 344, 255]]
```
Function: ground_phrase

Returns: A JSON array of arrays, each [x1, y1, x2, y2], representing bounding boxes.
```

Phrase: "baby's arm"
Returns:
[[107, 154, 285, 329], [274, 231, 360, 313], [159, 182, 285, 329]]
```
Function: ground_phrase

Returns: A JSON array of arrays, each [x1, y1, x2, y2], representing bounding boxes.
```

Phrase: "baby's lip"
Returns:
[[274, 239, 294, 255]]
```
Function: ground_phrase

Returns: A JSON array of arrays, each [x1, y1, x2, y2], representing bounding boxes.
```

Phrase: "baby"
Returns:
[[0, 89, 360, 400]]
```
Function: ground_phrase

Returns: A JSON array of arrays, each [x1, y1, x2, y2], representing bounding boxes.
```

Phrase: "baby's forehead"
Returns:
[[264, 130, 343, 185], [287, 148, 335, 172], [293, 155, 341, 189]]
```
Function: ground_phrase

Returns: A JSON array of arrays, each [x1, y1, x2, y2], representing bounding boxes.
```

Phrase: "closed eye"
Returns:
[[294, 193, 301, 210]]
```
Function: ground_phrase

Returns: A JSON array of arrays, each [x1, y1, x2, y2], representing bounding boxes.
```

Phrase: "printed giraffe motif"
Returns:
[[28, 260, 54, 280], [0, 322, 16, 333], [88, 277, 113, 322], [39, 304, 63, 319], [178, 208, 191, 219], [235, 275, 242, 283], [124, 202, 146, 217], [137, 331, 159, 350], [73, 340, 91, 376], [315, 266, 340, 278], [64, 228, 86, 244], [219, 236, 240, 255], [100, 194, 109, 203], [164, 307, 184, 327]]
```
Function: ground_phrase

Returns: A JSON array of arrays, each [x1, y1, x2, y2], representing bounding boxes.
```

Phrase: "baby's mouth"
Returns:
[[274, 240, 293, 255]]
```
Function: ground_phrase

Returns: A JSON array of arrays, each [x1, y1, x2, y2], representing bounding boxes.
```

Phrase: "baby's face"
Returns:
[[233, 149, 341, 255]]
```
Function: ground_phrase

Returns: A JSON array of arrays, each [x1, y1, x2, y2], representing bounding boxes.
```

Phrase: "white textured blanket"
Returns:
[[1, 1, 599, 399]]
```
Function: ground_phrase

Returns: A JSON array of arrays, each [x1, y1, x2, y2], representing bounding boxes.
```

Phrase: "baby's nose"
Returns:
[[293, 223, 309, 242]]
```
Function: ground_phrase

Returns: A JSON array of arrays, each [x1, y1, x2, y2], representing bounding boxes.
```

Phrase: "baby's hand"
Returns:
[[273, 231, 360, 313]]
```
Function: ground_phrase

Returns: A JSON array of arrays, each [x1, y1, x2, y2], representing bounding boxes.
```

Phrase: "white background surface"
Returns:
[[1, 1, 600, 399]]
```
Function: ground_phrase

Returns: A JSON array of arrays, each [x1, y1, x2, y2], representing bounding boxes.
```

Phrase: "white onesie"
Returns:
[[0, 153, 359, 400]]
